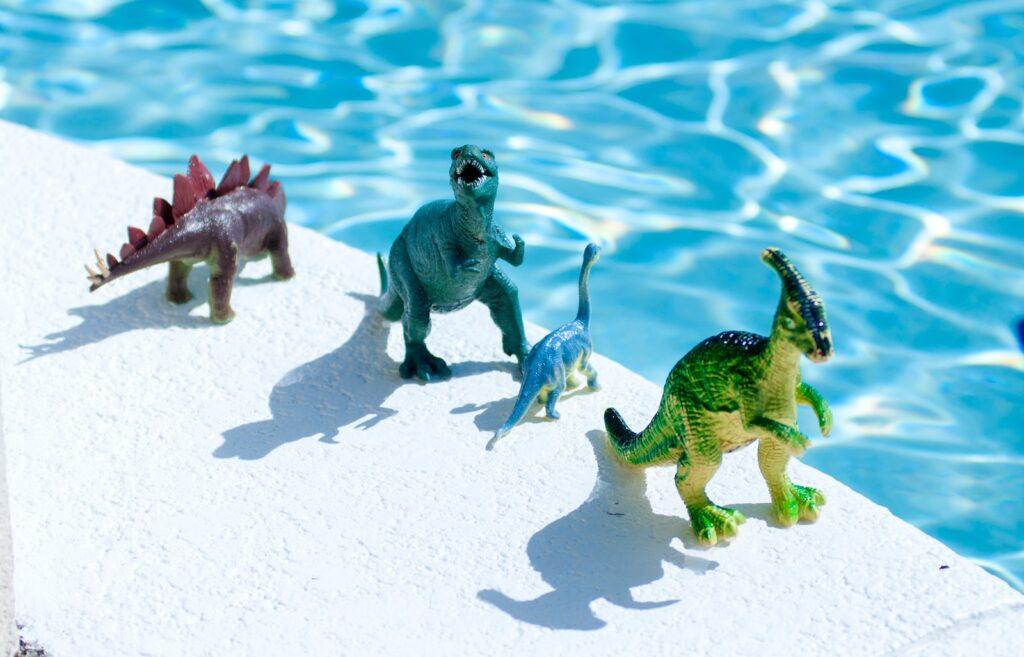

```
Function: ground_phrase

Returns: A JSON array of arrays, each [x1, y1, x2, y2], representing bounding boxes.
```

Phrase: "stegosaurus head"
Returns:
[[449, 144, 498, 201], [762, 247, 833, 363]]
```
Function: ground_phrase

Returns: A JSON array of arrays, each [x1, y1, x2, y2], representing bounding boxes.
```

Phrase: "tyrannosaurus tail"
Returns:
[[377, 253, 388, 295], [603, 403, 679, 466], [487, 366, 546, 450]]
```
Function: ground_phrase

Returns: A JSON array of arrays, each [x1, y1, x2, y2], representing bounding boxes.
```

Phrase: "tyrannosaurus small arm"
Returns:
[[488, 243, 602, 449], [376, 145, 529, 381], [85, 155, 293, 323], [603, 248, 834, 546]]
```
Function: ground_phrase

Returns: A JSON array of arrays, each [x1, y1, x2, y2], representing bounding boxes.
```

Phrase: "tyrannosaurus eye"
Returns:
[[782, 317, 796, 330], [451, 148, 461, 160], [482, 150, 493, 160]]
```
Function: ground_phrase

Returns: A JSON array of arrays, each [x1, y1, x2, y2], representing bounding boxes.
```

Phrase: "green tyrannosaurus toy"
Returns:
[[377, 145, 529, 381], [603, 248, 834, 546]]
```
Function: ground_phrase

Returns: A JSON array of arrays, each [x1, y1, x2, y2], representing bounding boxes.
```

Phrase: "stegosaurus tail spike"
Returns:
[[85, 249, 112, 291]]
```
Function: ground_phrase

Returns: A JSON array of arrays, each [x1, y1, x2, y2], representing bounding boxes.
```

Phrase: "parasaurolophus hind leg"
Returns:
[[757, 437, 825, 526], [209, 242, 239, 324], [166, 261, 193, 304], [677, 407, 746, 546]]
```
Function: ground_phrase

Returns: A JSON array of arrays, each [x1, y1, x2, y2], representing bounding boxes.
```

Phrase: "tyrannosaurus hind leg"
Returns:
[[478, 268, 529, 366]]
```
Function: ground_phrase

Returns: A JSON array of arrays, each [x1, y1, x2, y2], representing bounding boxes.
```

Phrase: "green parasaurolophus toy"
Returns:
[[603, 248, 834, 546], [376, 145, 529, 381]]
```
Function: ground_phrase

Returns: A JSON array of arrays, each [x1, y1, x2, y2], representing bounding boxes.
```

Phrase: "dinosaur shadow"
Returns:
[[477, 430, 719, 630], [18, 266, 272, 362], [451, 387, 591, 435], [216, 293, 511, 460]]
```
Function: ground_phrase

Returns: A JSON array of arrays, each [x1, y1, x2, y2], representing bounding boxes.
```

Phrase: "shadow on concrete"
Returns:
[[729, 502, 780, 527], [19, 265, 273, 362], [216, 293, 510, 460], [450, 387, 590, 435], [478, 430, 719, 630]]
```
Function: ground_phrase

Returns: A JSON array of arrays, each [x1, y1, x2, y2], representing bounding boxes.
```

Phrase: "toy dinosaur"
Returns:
[[488, 243, 602, 449], [85, 155, 293, 323], [377, 145, 529, 381], [603, 248, 834, 546]]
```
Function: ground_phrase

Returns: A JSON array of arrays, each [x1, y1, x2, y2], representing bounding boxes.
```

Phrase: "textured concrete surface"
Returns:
[[0, 119, 1021, 657], [0, 382, 16, 656]]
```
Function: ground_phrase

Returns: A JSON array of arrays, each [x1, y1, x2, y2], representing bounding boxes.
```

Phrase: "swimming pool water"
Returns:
[[1, 1, 1021, 589]]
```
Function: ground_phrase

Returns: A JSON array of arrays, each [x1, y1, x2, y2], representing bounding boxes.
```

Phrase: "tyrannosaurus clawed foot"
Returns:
[[772, 483, 825, 527], [688, 503, 746, 547], [399, 343, 452, 382]]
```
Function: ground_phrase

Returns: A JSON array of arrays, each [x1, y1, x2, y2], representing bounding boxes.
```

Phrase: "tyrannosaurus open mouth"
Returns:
[[453, 158, 491, 188]]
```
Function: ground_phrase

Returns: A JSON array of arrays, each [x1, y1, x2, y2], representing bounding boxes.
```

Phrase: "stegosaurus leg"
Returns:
[[757, 438, 825, 526], [269, 228, 295, 281], [166, 261, 193, 304], [209, 243, 238, 324], [675, 430, 745, 546]]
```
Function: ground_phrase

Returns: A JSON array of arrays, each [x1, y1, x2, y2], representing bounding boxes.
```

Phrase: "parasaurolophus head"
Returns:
[[449, 144, 498, 201], [761, 247, 833, 364]]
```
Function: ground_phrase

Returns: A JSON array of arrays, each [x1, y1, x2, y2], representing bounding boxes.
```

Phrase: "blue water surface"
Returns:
[[1, 1, 1021, 588]]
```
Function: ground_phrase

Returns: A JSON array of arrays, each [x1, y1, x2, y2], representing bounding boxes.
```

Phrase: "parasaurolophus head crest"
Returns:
[[761, 247, 833, 363]]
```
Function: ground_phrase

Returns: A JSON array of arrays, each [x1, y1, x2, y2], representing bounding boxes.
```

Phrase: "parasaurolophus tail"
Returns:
[[603, 400, 681, 466], [487, 366, 548, 450]]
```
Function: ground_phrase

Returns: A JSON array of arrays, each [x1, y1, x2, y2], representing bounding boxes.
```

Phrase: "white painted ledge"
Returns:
[[0, 119, 1021, 657]]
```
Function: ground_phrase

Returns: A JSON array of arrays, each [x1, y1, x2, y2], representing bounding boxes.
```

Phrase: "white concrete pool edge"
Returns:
[[0, 119, 1021, 657], [0, 382, 16, 656]]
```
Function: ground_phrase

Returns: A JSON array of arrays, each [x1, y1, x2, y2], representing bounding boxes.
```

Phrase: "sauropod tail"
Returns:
[[487, 367, 546, 450]]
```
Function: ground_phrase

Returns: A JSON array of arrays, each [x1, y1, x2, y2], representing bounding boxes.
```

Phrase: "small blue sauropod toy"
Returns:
[[487, 243, 601, 449]]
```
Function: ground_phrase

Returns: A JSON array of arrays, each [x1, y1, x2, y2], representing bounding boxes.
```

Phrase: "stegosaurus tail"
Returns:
[[86, 154, 283, 290]]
